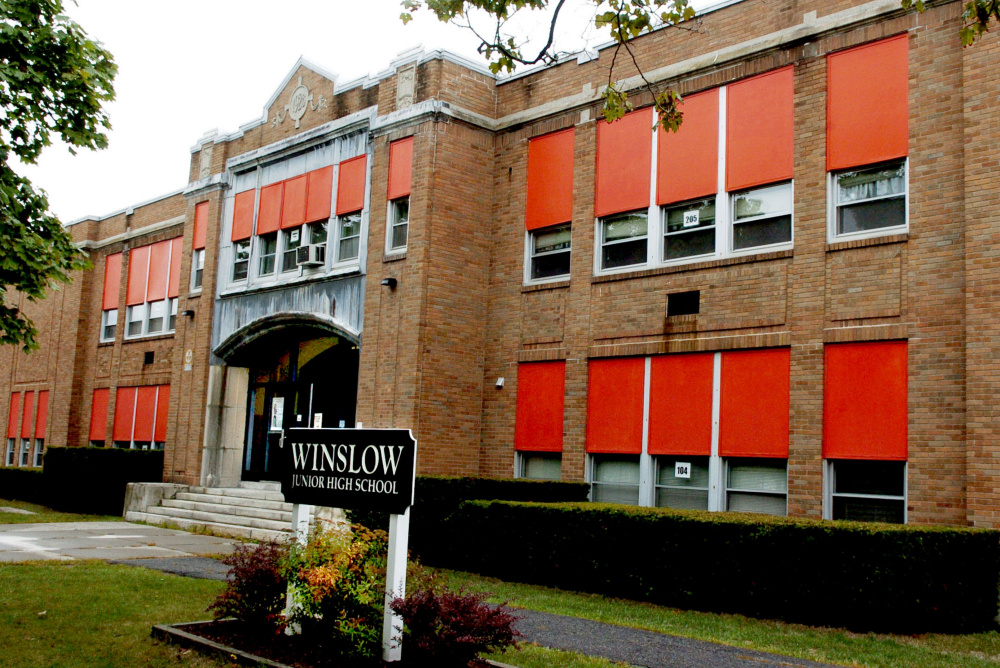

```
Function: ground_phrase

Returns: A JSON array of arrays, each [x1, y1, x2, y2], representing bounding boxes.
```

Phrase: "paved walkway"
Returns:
[[0, 521, 238, 562]]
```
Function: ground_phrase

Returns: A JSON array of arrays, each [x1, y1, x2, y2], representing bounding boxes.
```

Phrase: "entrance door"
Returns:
[[241, 332, 358, 481]]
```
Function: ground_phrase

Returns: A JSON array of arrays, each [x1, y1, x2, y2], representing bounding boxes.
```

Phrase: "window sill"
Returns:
[[97, 340, 115, 347], [521, 279, 570, 293], [122, 332, 175, 343], [591, 249, 794, 284], [220, 265, 363, 297], [826, 232, 908, 252], [187, 290, 203, 299], [384, 251, 407, 263]]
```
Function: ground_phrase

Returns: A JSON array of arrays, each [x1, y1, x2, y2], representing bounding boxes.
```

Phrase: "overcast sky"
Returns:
[[19, 0, 683, 222]]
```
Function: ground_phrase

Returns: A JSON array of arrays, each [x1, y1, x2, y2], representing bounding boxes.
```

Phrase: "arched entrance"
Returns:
[[219, 318, 359, 482]]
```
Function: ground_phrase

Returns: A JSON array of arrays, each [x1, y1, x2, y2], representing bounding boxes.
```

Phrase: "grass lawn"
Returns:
[[0, 561, 622, 668], [0, 497, 122, 524], [443, 569, 1000, 668]]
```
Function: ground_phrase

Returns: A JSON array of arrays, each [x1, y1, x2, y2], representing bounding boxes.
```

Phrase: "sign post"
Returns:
[[278, 428, 417, 662]]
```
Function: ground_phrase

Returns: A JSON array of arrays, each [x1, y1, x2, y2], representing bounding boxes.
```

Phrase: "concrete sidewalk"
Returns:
[[113, 555, 842, 668], [0, 521, 239, 562]]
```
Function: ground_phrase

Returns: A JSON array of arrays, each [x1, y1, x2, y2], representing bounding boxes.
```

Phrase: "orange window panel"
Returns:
[[113, 387, 136, 443], [648, 354, 714, 456], [337, 155, 368, 215], [34, 390, 48, 439], [827, 35, 909, 171], [719, 348, 790, 458], [193, 202, 208, 251], [387, 137, 414, 201], [281, 175, 308, 230], [256, 183, 283, 236], [89, 389, 109, 442], [726, 67, 794, 192], [595, 109, 652, 218], [7, 392, 20, 439], [305, 166, 333, 223], [525, 128, 574, 231], [232, 189, 257, 241], [824, 341, 908, 461], [20, 391, 34, 439], [657, 89, 719, 205], [586, 357, 645, 454], [167, 237, 183, 299], [145, 240, 171, 302], [514, 361, 566, 453], [125, 245, 150, 306], [102, 252, 122, 311], [154, 385, 170, 443], [133, 386, 157, 442]]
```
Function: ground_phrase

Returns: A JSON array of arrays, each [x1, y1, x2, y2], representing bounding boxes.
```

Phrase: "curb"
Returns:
[[152, 620, 519, 668]]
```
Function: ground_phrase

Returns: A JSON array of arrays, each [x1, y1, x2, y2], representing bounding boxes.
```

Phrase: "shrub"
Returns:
[[347, 475, 590, 565], [208, 541, 289, 635], [446, 500, 1000, 634], [283, 524, 389, 660], [43, 446, 163, 515], [0, 467, 45, 504], [390, 588, 522, 667]]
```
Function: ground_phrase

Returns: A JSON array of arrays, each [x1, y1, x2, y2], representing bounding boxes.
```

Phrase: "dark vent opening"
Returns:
[[143, 351, 154, 365], [667, 290, 700, 317]]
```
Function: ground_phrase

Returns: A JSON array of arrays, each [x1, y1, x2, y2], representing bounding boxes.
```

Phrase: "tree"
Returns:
[[0, 0, 116, 352], [402, 0, 998, 132]]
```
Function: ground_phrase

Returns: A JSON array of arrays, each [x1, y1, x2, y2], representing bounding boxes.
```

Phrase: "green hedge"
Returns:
[[444, 501, 1000, 634], [43, 447, 164, 515], [347, 476, 590, 562], [0, 467, 46, 504]]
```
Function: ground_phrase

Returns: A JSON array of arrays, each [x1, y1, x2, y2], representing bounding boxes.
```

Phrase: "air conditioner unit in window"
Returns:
[[296, 243, 326, 267]]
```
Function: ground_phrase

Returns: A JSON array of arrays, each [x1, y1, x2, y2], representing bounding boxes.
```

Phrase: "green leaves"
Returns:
[[0, 0, 112, 352]]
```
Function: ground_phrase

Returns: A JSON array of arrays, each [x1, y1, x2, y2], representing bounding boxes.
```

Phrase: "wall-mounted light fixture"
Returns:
[[381, 278, 397, 289], [181, 309, 195, 318], [495, 377, 505, 389]]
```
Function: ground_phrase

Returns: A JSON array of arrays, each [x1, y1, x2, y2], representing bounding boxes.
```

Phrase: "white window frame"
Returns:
[[660, 197, 718, 266], [334, 211, 363, 267], [255, 232, 278, 278], [100, 309, 117, 343], [594, 209, 651, 275], [653, 455, 712, 510], [124, 298, 177, 340], [232, 239, 251, 282], [19, 437, 30, 467], [823, 459, 908, 524], [827, 158, 909, 244], [5, 438, 14, 466], [386, 196, 410, 254], [524, 223, 572, 284], [728, 181, 795, 257], [32, 438, 43, 467], [514, 451, 563, 480], [723, 457, 789, 516], [190, 248, 205, 291], [280, 227, 305, 274]]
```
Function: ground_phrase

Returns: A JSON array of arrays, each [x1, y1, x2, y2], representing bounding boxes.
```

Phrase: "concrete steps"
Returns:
[[124, 482, 310, 542]]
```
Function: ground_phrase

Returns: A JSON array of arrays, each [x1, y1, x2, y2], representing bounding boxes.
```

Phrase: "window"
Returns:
[[282, 227, 304, 272], [5, 439, 13, 466], [832, 161, 906, 238], [168, 299, 178, 332], [124, 239, 181, 338], [662, 197, 715, 262], [258, 233, 277, 276], [101, 309, 117, 343], [19, 438, 30, 467], [518, 452, 562, 480], [529, 224, 571, 280], [337, 212, 362, 263], [731, 182, 793, 251], [590, 455, 640, 504], [725, 458, 787, 516], [600, 210, 647, 270], [309, 220, 328, 250], [233, 240, 250, 280], [828, 460, 905, 524], [388, 198, 409, 251], [655, 457, 710, 510], [32, 439, 43, 467], [191, 249, 205, 289]]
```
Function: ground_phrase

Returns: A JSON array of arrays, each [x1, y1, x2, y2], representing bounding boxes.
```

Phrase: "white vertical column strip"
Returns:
[[129, 387, 138, 449], [648, 107, 659, 266], [639, 356, 653, 507], [716, 87, 729, 258], [708, 352, 724, 512], [150, 388, 160, 448]]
